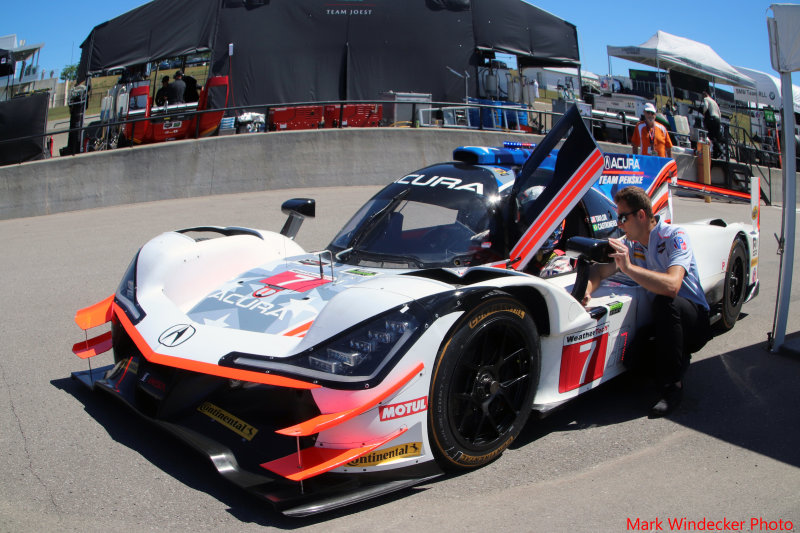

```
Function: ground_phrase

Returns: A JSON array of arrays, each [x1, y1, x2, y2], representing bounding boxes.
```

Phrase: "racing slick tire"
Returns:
[[718, 239, 747, 331], [428, 293, 540, 471]]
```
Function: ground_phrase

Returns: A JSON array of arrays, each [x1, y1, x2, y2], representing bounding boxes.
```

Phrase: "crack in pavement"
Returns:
[[0, 358, 62, 518]]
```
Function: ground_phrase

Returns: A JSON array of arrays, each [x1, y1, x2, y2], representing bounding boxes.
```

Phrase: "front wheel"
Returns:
[[428, 293, 540, 470], [719, 239, 747, 330]]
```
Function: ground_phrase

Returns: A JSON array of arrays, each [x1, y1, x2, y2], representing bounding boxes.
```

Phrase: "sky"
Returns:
[[1, 0, 796, 86]]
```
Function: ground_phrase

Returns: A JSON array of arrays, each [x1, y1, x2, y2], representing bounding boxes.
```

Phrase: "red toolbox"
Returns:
[[269, 105, 324, 131], [323, 104, 383, 128]]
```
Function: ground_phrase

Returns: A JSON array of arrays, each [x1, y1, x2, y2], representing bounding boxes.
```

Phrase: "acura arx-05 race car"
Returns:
[[71, 107, 759, 516]]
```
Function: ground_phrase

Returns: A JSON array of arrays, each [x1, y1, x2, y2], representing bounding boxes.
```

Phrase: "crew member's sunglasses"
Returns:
[[617, 209, 639, 224]]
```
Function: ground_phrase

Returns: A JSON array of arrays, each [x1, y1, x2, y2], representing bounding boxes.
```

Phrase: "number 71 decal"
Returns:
[[253, 270, 331, 298], [559, 325, 609, 393]]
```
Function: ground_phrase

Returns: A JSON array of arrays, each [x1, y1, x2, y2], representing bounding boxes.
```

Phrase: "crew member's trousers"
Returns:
[[652, 294, 710, 387]]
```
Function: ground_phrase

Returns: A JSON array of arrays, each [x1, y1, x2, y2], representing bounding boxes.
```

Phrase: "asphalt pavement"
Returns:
[[1, 188, 798, 532]]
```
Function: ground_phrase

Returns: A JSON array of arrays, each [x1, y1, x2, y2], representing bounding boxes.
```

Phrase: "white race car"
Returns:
[[72, 107, 759, 516]]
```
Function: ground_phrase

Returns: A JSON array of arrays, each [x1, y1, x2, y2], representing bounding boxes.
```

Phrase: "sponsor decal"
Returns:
[[592, 220, 618, 231], [139, 372, 166, 392], [559, 325, 610, 393], [604, 155, 641, 171], [379, 397, 428, 421], [345, 268, 378, 277], [469, 305, 525, 329], [158, 324, 196, 347], [597, 174, 645, 186], [608, 301, 623, 315], [674, 236, 687, 251], [396, 174, 484, 195], [197, 402, 259, 441], [346, 442, 422, 467], [325, 1, 373, 16], [254, 270, 331, 297], [298, 258, 325, 266]]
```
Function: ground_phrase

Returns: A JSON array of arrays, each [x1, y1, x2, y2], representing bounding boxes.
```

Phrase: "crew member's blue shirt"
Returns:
[[626, 218, 709, 310]]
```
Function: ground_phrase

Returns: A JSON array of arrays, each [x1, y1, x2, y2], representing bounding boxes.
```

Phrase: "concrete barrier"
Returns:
[[0, 127, 791, 220]]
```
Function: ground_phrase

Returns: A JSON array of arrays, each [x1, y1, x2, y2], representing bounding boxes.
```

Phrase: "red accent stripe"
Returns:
[[261, 427, 407, 481], [511, 149, 603, 264], [282, 320, 314, 338], [276, 362, 424, 437], [114, 305, 320, 389], [72, 331, 113, 359], [675, 179, 750, 200], [649, 160, 678, 195], [604, 170, 644, 175], [513, 150, 602, 260]]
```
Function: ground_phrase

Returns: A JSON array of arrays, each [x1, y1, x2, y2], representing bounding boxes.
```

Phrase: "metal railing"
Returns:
[[0, 98, 786, 190]]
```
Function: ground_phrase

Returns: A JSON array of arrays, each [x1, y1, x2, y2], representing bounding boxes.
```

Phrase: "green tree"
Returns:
[[60, 64, 78, 81]]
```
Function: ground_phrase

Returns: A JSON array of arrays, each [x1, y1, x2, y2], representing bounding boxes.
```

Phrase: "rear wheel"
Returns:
[[719, 239, 747, 330], [428, 294, 540, 470]]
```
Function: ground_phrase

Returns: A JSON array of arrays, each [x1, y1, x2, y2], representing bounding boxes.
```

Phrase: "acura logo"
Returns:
[[158, 324, 196, 347]]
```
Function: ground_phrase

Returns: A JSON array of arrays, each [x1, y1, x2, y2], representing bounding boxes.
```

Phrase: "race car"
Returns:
[[71, 106, 759, 517]]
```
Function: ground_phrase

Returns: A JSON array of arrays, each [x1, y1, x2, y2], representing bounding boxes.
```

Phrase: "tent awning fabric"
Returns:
[[77, 0, 581, 106], [733, 65, 800, 114], [608, 31, 756, 89]]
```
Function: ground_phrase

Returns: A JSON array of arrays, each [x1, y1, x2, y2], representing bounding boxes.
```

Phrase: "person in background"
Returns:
[[702, 90, 722, 158], [183, 74, 199, 103], [167, 70, 186, 104], [583, 186, 709, 416], [155, 76, 170, 106], [631, 102, 673, 158]]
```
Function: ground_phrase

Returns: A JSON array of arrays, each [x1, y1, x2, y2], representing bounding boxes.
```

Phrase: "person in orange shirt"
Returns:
[[631, 102, 673, 158]]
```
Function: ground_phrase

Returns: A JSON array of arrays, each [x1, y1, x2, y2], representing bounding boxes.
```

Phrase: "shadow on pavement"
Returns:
[[513, 334, 800, 468], [51, 375, 427, 528]]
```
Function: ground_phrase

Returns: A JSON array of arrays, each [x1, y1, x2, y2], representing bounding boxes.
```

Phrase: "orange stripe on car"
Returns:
[[261, 427, 408, 481], [276, 361, 425, 437], [74, 294, 115, 330], [114, 305, 320, 390]]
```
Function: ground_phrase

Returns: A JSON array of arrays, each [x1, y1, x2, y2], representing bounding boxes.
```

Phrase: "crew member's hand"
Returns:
[[608, 237, 631, 274]]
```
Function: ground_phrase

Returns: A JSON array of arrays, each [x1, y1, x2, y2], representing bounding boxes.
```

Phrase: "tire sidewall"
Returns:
[[721, 239, 747, 330], [428, 294, 540, 470]]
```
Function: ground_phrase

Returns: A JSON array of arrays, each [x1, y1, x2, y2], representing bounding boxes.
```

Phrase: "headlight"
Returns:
[[222, 303, 428, 390]]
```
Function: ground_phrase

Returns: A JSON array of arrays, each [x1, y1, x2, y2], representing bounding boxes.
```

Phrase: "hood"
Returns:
[[186, 254, 452, 343]]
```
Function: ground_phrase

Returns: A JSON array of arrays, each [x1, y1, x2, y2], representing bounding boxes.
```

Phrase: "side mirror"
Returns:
[[565, 236, 613, 263], [564, 237, 613, 302], [280, 198, 315, 239]]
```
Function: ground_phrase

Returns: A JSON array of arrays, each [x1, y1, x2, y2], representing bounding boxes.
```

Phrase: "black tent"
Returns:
[[78, 0, 579, 106], [0, 92, 50, 165]]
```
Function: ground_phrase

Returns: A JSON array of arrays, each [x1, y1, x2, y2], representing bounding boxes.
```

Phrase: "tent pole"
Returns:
[[770, 71, 797, 352]]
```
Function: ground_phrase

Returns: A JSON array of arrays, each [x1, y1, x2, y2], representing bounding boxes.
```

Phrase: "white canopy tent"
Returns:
[[608, 31, 756, 89], [768, 4, 800, 353], [733, 65, 800, 113]]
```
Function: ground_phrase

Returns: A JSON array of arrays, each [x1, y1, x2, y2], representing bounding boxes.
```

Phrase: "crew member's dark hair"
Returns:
[[614, 186, 654, 220]]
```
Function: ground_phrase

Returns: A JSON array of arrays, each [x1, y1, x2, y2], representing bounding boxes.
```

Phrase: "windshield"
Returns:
[[329, 165, 504, 268]]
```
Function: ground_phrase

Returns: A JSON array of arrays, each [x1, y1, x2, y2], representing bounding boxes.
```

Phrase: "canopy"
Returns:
[[733, 65, 800, 113], [608, 31, 756, 89], [78, 0, 581, 106]]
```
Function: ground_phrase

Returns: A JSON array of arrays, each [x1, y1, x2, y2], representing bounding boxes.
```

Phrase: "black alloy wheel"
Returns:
[[719, 239, 747, 330], [429, 293, 540, 470]]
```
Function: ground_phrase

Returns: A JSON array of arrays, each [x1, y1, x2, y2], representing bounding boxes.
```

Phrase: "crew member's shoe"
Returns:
[[650, 382, 683, 417]]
